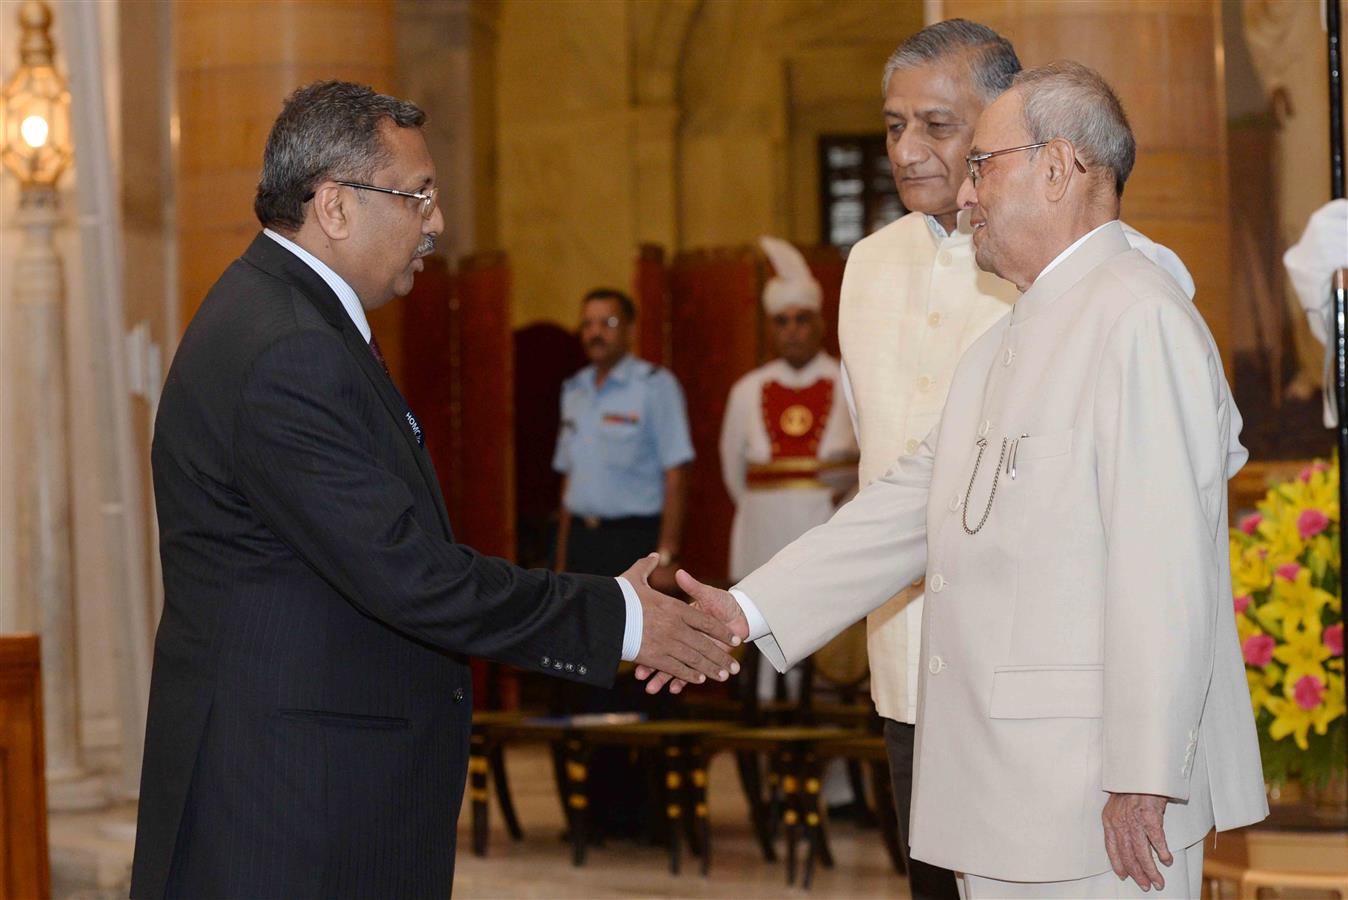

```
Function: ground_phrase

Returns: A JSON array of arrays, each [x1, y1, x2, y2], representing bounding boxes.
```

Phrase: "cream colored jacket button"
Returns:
[[948, 494, 962, 511], [1003, 348, 1015, 366], [929, 574, 946, 592], [979, 419, 991, 437], [905, 438, 919, 454], [937, 250, 953, 266], [928, 311, 942, 327], [928, 656, 946, 674], [917, 375, 933, 391]]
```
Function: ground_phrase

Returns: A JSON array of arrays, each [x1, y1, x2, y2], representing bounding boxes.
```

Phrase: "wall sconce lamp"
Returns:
[[0, 0, 72, 190]]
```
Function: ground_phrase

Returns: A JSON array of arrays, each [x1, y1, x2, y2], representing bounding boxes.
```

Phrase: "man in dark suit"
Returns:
[[130, 81, 742, 899]]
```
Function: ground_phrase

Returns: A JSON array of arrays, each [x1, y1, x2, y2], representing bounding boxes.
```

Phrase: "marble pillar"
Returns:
[[175, 0, 397, 329], [940, 0, 1233, 367], [13, 185, 104, 811]]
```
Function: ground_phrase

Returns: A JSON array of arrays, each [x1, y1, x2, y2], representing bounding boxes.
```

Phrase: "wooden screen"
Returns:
[[668, 247, 764, 585], [399, 254, 456, 513], [665, 242, 848, 586], [513, 323, 586, 569], [634, 243, 670, 366], [452, 253, 516, 562], [800, 244, 845, 359], [0, 635, 49, 899]]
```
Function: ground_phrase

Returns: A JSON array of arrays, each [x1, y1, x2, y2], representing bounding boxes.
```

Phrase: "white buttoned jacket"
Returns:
[[736, 223, 1268, 881]]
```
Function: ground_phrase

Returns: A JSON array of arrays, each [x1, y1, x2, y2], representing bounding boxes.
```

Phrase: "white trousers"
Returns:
[[958, 839, 1204, 900]]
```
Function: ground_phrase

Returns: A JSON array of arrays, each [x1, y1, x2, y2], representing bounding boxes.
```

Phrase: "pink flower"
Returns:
[[1293, 675, 1326, 711], [1297, 508, 1330, 539], [1299, 462, 1330, 482], [1326, 623, 1344, 658], [1276, 563, 1302, 581], [1242, 634, 1276, 667], [1239, 513, 1262, 535], [1234, 594, 1251, 614]]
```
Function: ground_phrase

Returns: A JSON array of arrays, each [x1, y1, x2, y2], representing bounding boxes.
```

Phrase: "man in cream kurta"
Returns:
[[665, 62, 1268, 897]]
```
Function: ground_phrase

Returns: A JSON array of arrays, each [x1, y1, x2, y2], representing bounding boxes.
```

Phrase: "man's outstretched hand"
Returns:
[[635, 568, 750, 694], [623, 555, 743, 690]]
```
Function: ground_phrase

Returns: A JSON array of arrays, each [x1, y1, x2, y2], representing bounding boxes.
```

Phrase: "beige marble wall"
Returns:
[[495, 0, 922, 327], [495, 0, 636, 327], [396, 0, 500, 260]]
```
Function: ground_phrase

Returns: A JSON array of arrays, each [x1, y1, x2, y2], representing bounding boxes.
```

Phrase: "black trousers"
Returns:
[[559, 514, 664, 837], [563, 514, 662, 577], [883, 718, 961, 900]]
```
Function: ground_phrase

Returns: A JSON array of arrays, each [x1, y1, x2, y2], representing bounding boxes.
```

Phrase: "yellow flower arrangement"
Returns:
[[1230, 456, 1344, 786]]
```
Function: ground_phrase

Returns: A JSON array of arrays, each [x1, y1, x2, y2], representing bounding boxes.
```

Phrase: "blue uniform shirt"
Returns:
[[553, 354, 695, 517]]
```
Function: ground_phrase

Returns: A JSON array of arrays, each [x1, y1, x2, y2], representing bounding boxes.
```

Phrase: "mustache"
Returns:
[[415, 234, 436, 257]]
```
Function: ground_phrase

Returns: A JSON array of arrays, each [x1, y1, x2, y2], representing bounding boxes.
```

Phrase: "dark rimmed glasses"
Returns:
[[331, 180, 439, 219], [965, 142, 1086, 185]]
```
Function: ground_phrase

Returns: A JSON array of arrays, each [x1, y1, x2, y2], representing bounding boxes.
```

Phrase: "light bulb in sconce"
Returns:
[[0, 1, 72, 187], [20, 113, 48, 149]]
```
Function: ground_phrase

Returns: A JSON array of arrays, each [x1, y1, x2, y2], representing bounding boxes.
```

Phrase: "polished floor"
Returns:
[[452, 744, 911, 898], [47, 742, 910, 897]]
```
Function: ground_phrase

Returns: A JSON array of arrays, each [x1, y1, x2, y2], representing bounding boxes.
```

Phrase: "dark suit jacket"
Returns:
[[130, 234, 625, 898]]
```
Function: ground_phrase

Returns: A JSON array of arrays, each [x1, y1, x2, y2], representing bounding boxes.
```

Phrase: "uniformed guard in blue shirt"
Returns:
[[553, 288, 694, 588], [551, 287, 695, 840]]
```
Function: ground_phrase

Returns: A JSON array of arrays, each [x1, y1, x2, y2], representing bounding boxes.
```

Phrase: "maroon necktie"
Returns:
[[368, 334, 391, 377]]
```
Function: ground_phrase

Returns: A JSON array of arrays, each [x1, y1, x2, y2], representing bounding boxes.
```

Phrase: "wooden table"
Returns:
[[1204, 802, 1348, 898]]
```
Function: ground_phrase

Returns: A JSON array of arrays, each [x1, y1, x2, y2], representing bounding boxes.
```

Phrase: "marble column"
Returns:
[[396, 0, 500, 260], [13, 185, 105, 811], [939, 0, 1233, 367], [175, 0, 397, 330]]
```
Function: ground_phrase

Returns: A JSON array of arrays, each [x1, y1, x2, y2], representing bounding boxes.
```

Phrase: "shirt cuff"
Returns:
[[730, 588, 771, 641], [616, 576, 643, 661]]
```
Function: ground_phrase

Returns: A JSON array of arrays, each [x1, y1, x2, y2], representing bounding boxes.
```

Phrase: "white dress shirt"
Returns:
[[263, 229, 644, 660]]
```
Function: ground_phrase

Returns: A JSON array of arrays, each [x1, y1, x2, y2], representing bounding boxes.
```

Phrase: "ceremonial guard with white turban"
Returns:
[[720, 238, 859, 587]]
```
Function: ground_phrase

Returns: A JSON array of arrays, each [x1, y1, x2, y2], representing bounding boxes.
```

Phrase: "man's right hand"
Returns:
[[622, 555, 743, 689], [636, 568, 750, 694]]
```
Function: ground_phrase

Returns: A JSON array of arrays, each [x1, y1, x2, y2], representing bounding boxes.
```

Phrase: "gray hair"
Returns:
[[1013, 61, 1135, 196], [881, 19, 1020, 102], [254, 80, 426, 230]]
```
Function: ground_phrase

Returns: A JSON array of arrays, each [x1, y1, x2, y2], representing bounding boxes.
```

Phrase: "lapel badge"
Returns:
[[405, 410, 424, 447]]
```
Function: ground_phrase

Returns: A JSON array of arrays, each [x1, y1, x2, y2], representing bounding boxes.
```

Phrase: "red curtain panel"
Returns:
[[452, 252, 517, 564], [634, 243, 670, 367], [668, 246, 763, 585]]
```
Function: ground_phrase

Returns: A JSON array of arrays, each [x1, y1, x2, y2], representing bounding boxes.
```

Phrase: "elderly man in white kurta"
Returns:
[[665, 62, 1268, 898], [838, 21, 1198, 900]]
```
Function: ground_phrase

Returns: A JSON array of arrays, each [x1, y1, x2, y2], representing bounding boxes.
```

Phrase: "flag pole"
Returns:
[[1327, 0, 1347, 657]]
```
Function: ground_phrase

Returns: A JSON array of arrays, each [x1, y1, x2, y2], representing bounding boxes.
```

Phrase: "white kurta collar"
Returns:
[[767, 352, 833, 386], [1013, 221, 1130, 324], [1036, 220, 1117, 282]]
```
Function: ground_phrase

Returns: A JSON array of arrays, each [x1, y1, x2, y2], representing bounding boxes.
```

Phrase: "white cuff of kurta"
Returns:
[[616, 576, 643, 661], [730, 589, 772, 641]]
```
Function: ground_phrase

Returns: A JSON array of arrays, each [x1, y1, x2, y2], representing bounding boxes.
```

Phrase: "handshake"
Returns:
[[620, 553, 752, 695]]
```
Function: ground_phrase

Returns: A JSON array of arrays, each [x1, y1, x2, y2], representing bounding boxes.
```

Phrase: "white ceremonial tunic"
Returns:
[[720, 353, 858, 581], [737, 223, 1268, 883]]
